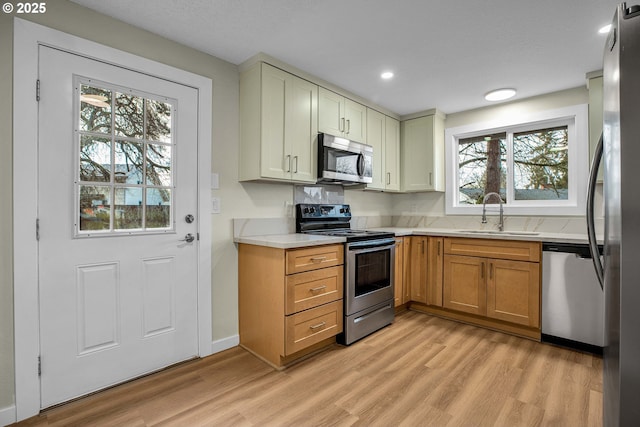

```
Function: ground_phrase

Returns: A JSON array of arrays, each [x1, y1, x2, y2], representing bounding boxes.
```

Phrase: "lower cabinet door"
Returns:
[[285, 300, 343, 355], [443, 255, 486, 316], [486, 259, 540, 327]]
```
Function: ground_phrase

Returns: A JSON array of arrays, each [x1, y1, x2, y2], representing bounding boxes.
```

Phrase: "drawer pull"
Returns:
[[309, 321, 326, 330], [310, 285, 327, 293], [310, 256, 327, 263]]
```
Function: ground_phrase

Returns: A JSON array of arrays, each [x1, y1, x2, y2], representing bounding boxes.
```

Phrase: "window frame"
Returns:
[[445, 104, 589, 216]]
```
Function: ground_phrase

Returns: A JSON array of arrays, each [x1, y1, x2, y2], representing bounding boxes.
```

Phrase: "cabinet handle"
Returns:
[[310, 285, 327, 293], [429, 172, 433, 186], [310, 256, 327, 263], [286, 155, 291, 173], [341, 117, 345, 133], [387, 172, 391, 185], [421, 241, 425, 255], [481, 262, 485, 279], [346, 119, 351, 134], [309, 321, 326, 331], [437, 241, 441, 256], [489, 263, 493, 279], [294, 156, 299, 173]]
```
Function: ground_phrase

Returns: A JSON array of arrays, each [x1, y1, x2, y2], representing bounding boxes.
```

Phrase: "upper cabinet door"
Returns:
[[318, 87, 344, 137], [288, 76, 318, 183], [400, 113, 445, 192], [318, 87, 367, 143], [366, 108, 385, 190], [260, 64, 290, 180], [384, 116, 400, 191], [344, 98, 367, 143]]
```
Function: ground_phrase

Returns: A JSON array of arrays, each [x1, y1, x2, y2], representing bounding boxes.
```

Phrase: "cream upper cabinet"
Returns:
[[239, 62, 318, 183], [366, 108, 386, 190], [384, 116, 401, 191], [318, 87, 367, 143], [366, 109, 400, 191], [588, 75, 603, 182], [400, 112, 445, 192]]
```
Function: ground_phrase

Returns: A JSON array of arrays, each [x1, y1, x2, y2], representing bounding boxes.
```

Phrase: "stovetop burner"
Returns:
[[295, 203, 394, 242]]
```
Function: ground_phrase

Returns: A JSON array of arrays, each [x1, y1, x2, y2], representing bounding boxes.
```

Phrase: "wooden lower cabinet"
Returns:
[[443, 255, 486, 315], [239, 243, 344, 368], [409, 236, 428, 304], [393, 237, 412, 308], [414, 237, 542, 339]]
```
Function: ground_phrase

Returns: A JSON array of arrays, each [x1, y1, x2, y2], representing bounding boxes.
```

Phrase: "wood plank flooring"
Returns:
[[14, 310, 602, 427]]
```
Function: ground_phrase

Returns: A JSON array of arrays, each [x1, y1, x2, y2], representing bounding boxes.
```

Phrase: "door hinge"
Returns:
[[36, 218, 40, 241], [36, 79, 40, 102], [38, 355, 41, 376]]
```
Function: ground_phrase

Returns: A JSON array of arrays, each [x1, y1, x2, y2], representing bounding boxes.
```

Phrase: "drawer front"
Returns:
[[286, 244, 344, 274], [285, 300, 343, 355], [285, 266, 343, 315], [444, 238, 540, 262]]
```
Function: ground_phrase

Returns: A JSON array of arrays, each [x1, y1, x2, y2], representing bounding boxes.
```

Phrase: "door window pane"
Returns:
[[146, 143, 172, 186], [146, 99, 172, 143], [513, 126, 568, 200], [114, 141, 144, 184], [114, 187, 143, 230], [79, 185, 111, 231], [80, 136, 111, 182], [79, 85, 111, 134], [115, 92, 144, 139], [458, 133, 506, 204], [146, 188, 171, 229]]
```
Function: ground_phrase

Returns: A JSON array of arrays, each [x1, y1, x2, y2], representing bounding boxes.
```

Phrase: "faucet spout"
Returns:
[[481, 192, 504, 231]]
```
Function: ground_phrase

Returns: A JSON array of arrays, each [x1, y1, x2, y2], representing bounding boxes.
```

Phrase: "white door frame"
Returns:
[[12, 18, 213, 422]]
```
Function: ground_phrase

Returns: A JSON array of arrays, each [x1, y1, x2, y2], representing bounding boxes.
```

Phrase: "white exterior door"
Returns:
[[37, 46, 200, 408]]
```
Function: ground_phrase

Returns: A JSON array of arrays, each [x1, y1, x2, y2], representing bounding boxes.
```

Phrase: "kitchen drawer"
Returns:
[[285, 300, 343, 355], [444, 238, 540, 262], [286, 244, 344, 274], [285, 266, 343, 315]]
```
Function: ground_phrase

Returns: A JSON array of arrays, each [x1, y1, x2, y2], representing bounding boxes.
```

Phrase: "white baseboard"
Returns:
[[0, 405, 16, 426], [211, 335, 239, 354]]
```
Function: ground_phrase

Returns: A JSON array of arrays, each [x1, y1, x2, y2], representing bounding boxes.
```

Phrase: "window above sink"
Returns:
[[445, 104, 589, 216]]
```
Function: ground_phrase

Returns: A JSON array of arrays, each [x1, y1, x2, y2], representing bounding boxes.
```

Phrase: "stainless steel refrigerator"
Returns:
[[587, 3, 640, 426]]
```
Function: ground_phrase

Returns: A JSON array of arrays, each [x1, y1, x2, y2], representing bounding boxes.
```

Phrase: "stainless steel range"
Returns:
[[296, 204, 395, 345]]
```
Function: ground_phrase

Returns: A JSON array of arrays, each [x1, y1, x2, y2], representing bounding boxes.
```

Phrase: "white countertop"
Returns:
[[235, 227, 599, 249], [234, 233, 345, 249]]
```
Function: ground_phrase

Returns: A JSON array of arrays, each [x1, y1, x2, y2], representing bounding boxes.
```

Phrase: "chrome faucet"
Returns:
[[481, 192, 504, 231]]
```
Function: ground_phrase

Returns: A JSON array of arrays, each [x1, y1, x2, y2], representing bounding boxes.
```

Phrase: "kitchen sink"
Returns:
[[459, 230, 540, 236]]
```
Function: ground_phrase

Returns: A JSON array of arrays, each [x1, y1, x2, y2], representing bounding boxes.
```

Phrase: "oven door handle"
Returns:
[[356, 153, 365, 177], [348, 241, 395, 253]]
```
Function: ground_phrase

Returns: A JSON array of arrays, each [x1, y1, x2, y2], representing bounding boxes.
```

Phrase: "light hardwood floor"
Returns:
[[14, 311, 602, 427]]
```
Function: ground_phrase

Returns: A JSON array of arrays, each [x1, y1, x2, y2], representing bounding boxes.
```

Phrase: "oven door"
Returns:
[[345, 238, 395, 315], [318, 133, 373, 184]]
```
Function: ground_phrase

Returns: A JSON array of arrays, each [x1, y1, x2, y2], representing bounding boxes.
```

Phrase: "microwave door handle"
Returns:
[[357, 153, 365, 176]]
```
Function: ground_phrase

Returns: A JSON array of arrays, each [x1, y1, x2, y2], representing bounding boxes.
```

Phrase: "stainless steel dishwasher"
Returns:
[[542, 242, 604, 354]]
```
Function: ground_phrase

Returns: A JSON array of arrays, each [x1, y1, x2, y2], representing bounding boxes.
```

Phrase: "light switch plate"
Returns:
[[212, 197, 221, 214], [211, 173, 219, 189]]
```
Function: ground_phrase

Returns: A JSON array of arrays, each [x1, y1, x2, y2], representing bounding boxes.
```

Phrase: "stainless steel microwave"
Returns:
[[317, 133, 373, 185]]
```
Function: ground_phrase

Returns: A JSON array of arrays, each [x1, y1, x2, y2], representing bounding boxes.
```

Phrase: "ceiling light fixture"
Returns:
[[599, 24, 612, 34], [484, 88, 516, 102], [381, 71, 394, 80]]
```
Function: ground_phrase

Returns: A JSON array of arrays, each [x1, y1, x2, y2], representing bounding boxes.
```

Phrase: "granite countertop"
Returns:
[[234, 227, 599, 249]]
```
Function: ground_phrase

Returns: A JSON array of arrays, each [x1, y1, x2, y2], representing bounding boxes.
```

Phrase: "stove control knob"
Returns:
[[340, 208, 345, 213], [309, 207, 316, 214], [345, 207, 350, 213], [303, 207, 309, 214]]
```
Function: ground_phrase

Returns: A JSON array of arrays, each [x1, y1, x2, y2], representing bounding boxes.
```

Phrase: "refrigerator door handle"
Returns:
[[587, 132, 604, 290]]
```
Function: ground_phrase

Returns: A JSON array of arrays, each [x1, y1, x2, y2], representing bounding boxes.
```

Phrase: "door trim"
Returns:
[[13, 18, 212, 422]]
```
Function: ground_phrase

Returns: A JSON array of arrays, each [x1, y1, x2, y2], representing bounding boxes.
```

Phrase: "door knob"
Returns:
[[185, 214, 195, 223], [180, 233, 195, 243]]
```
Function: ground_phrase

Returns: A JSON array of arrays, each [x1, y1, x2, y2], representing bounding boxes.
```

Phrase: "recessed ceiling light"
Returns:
[[381, 71, 394, 80], [484, 88, 516, 102], [599, 24, 612, 34]]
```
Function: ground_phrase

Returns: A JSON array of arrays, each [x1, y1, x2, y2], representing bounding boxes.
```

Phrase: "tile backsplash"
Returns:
[[294, 184, 344, 204]]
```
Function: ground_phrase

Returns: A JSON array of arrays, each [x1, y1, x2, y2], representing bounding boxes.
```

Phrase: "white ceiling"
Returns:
[[70, 0, 618, 116]]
